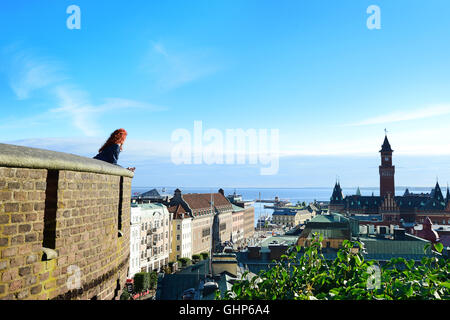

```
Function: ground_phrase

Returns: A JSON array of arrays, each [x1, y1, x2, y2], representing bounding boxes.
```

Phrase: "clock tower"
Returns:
[[379, 134, 395, 197]]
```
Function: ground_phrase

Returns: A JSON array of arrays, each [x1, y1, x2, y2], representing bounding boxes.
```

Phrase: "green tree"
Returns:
[[219, 234, 449, 300], [200, 252, 209, 260], [134, 272, 150, 292], [120, 290, 130, 300]]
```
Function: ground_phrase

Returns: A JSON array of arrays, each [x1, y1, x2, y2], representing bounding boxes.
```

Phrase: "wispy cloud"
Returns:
[[2, 46, 66, 100], [143, 42, 221, 90], [2, 45, 167, 136], [347, 104, 450, 126]]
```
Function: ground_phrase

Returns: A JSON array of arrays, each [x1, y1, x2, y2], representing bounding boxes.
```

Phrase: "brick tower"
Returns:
[[379, 134, 395, 197]]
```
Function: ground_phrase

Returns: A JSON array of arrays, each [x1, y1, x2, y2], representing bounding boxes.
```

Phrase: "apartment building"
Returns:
[[168, 188, 233, 255], [168, 204, 193, 261], [129, 205, 142, 278], [227, 192, 255, 242], [131, 203, 172, 272]]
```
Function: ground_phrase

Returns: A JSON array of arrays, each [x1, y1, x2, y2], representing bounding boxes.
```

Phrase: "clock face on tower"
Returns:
[[384, 156, 389, 161]]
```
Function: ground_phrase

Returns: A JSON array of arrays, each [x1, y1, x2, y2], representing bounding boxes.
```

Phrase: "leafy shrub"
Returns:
[[149, 271, 158, 289], [219, 234, 449, 300], [120, 290, 130, 300], [178, 257, 192, 267], [200, 252, 209, 260], [133, 272, 150, 292], [192, 254, 202, 261]]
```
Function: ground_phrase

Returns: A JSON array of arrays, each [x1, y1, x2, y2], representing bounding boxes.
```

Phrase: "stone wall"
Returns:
[[0, 143, 133, 300]]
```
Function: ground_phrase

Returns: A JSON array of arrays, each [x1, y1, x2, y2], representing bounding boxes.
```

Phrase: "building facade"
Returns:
[[329, 135, 450, 226], [129, 207, 142, 278], [231, 204, 244, 246], [131, 203, 172, 273], [168, 189, 233, 255], [168, 204, 193, 261], [272, 208, 316, 227], [227, 192, 255, 243]]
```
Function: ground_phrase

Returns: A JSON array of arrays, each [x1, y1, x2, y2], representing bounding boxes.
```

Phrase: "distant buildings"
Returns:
[[297, 214, 353, 250], [127, 188, 257, 281], [272, 207, 316, 227], [129, 203, 172, 275], [168, 204, 193, 261], [227, 192, 255, 247], [329, 135, 450, 232]]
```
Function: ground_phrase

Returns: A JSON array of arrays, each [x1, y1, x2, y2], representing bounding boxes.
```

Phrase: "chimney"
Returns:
[[174, 188, 182, 199], [218, 188, 224, 196]]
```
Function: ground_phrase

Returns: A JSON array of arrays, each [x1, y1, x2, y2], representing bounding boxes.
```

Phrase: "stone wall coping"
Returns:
[[0, 143, 134, 178]]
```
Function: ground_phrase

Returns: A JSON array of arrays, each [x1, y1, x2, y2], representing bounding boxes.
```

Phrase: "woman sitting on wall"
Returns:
[[94, 128, 135, 172]]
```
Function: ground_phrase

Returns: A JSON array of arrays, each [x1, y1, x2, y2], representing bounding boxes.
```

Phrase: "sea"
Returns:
[[131, 186, 438, 227]]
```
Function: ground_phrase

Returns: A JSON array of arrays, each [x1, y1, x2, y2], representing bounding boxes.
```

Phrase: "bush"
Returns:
[[120, 290, 130, 300], [219, 234, 449, 300], [149, 271, 158, 289], [178, 257, 192, 267], [133, 272, 150, 292], [192, 254, 201, 261], [200, 252, 209, 260]]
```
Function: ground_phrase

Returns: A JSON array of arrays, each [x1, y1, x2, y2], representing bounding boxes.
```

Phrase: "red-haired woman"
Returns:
[[94, 128, 135, 172]]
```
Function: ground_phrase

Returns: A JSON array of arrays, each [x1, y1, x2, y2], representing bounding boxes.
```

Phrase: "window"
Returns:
[[177, 235, 180, 241], [177, 225, 181, 230]]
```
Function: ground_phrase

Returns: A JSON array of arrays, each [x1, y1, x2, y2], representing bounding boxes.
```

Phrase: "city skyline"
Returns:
[[2, 1, 450, 187]]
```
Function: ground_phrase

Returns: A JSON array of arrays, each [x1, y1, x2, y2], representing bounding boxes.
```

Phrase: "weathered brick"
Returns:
[[4, 203, 19, 213], [0, 260, 8, 270], [9, 280, 23, 292], [20, 202, 33, 213], [35, 181, 46, 190], [18, 244, 32, 255], [13, 191, 28, 201], [40, 272, 49, 282], [15, 169, 30, 179], [32, 222, 44, 232], [25, 233, 37, 243], [21, 181, 34, 192], [30, 285, 42, 295], [19, 266, 31, 276], [10, 256, 24, 268], [24, 275, 37, 286], [2, 225, 17, 236], [0, 192, 12, 201], [33, 202, 45, 211], [7, 182, 21, 190], [0, 238, 8, 247], [2, 268, 18, 282], [11, 235, 24, 245], [26, 254, 38, 264], [18, 224, 31, 233], [29, 170, 45, 179], [25, 213, 37, 222], [11, 213, 25, 223], [44, 280, 56, 290], [0, 213, 9, 224], [16, 289, 29, 300]]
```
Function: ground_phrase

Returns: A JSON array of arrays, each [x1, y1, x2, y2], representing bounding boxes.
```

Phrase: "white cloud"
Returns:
[[4, 48, 66, 100], [347, 104, 450, 126], [2, 46, 167, 137], [143, 42, 221, 90]]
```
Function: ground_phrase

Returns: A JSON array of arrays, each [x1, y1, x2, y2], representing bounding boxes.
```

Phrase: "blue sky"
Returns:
[[1, 0, 450, 189]]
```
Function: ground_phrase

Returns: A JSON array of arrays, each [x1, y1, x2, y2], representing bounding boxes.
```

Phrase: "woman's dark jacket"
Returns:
[[93, 144, 121, 165]]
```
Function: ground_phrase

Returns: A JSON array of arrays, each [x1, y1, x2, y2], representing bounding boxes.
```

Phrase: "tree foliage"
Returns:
[[220, 234, 449, 300]]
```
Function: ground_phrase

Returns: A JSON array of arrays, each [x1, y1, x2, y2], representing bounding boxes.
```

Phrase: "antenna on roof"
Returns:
[[384, 128, 388, 136]]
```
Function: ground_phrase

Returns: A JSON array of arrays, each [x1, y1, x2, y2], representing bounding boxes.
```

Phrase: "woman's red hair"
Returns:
[[99, 129, 128, 153]]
